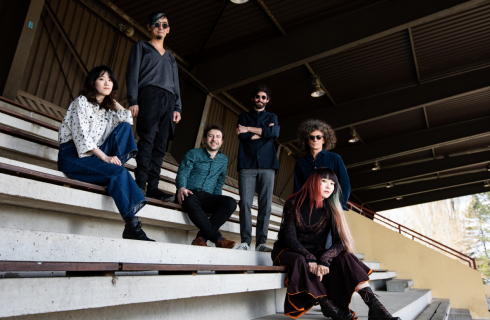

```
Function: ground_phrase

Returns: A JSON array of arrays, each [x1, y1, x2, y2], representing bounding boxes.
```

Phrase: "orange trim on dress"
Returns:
[[347, 271, 373, 320], [275, 247, 327, 319]]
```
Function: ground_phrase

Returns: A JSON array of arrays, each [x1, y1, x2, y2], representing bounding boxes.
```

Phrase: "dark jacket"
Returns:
[[237, 109, 280, 171], [294, 149, 351, 210]]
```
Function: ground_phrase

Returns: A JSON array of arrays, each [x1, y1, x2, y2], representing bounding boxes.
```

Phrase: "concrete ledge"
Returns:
[[0, 273, 286, 317], [369, 271, 397, 281], [0, 156, 281, 226], [0, 173, 278, 242], [0, 228, 273, 266], [387, 279, 415, 292]]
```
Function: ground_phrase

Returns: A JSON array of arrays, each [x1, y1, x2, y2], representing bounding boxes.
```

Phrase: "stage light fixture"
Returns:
[[386, 183, 394, 188], [396, 196, 403, 200], [349, 128, 359, 143], [230, 0, 249, 3], [310, 75, 325, 97], [484, 181, 490, 187], [372, 162, 381, 171]]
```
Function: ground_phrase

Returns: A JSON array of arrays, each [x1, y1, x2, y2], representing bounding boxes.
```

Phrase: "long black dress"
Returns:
[[272, 198, 372, 319]]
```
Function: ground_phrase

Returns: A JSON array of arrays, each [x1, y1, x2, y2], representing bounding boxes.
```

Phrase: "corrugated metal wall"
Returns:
[[20, 0, 134, 109], [204, 98, 241, 182], [274, 150, 297, 200]]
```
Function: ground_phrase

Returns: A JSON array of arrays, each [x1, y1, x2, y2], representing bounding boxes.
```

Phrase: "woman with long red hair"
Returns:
[[272, 167, 400, 320]]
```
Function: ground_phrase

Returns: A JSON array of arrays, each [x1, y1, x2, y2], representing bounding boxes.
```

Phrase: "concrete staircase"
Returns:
[[0, 98, 474, 319]]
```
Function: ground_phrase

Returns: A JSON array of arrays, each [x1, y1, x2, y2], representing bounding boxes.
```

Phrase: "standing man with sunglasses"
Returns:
[[235, 84, 280, 252], [126, 11, 181, 202], [294, 119, 351, 210]]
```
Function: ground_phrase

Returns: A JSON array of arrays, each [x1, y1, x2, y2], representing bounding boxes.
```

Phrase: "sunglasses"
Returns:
[[154, 23, 169, 29], [309, 135, 324, 141], [255, 94, 267, 100]]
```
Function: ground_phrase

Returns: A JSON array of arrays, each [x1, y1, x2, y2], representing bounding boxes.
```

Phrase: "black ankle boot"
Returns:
[[358, 287, 401, 320], [146, 187, 175, 202], [122, 217, 155, 241], [319, 297, 353, 320]]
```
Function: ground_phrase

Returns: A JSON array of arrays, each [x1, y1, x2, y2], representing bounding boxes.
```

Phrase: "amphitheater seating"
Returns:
[[0, 96, 472, 320]]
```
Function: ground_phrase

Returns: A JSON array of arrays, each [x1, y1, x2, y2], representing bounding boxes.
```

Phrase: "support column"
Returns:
[[0, 0, 45, 100], [194, 95, 212, 148]]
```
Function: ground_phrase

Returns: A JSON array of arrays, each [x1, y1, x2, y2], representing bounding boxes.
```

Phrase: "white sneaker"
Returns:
[[256, 243, 273, 252], [236, 243, 251, 251]]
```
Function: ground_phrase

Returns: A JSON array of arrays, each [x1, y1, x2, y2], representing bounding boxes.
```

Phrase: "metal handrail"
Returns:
[[347, 201, 477, 269]]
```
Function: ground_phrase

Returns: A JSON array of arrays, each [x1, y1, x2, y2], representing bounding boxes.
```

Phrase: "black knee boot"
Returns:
[[358, 287, 401, 320], [319, 296, 354, 320], [122, 217, 155, 241]]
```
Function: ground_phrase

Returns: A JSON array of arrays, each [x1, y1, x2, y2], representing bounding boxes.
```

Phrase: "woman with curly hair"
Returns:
[[58, 65, 153, 242], [273, 168, 400, 320], [293, 119, 350, 210]]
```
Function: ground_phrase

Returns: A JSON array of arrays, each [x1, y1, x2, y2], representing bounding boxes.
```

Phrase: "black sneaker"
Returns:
[[146, 188, 175, 202], [122, 217, 155, 241]]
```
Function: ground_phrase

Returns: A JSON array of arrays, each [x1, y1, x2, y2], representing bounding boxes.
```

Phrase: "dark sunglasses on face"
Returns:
[[255, 95, 267, 100], [154, 23, 169, 29], [309, 135, 324, 141]]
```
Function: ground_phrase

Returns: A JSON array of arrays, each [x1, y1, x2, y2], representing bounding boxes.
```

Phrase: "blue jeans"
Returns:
[[58, 122, 147, 219]]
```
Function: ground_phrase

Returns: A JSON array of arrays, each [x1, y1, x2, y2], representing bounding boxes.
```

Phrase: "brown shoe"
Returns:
[[191, 237, 209, 247], [216, 237, 236, 249]]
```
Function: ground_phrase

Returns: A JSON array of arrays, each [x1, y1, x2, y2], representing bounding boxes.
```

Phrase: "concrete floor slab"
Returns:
[[256, 289, 432, 320]]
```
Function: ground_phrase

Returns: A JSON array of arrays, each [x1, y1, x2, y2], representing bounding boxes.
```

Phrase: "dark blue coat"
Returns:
[[294, 149, 351, 210]]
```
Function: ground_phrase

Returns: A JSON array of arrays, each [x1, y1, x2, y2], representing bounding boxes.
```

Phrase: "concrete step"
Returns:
[[0, 99, 62, 128], [363, 261, 381, 269], [387, 279, 415, 292], [448, 308, 472, 320], [368, 270, 398, 290], [0, 107, 285, 215], [0, 273, 286, 318], [257, 289, 432, 320], [0, 228, 273, 266], [0, 157, 280, 242], [414, 298, 451, 320], [0, 171, 278, 245]]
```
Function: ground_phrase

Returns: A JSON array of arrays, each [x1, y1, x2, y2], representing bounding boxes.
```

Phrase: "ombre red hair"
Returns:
[[279, 167, 355, 254]]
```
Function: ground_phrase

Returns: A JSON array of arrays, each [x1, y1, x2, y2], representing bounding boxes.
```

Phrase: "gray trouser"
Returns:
[[238, 168, 275, 246]]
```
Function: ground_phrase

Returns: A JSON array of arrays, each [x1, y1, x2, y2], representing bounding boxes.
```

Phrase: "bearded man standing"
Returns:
[[236, 84, 280, 252]]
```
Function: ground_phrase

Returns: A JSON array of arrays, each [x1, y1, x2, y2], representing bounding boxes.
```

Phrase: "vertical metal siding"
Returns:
[[274, 151, 297, 199], [204, 98, 240, 181], [20, 0, 134, 109]]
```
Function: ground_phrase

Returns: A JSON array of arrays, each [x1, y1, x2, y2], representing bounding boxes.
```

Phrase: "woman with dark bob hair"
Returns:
[[294, 119, 350, 210], [272, 168, 400, 320], [58, 65, 153, 241]]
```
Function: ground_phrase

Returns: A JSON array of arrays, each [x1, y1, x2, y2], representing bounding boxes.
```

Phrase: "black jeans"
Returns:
[[135, 86, 174, 190], [181, 190, 237, 243]]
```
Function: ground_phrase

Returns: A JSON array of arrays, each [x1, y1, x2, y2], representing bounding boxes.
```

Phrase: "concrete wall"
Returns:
[[483, 285, 490, 297], [345, 210, 488, 318]]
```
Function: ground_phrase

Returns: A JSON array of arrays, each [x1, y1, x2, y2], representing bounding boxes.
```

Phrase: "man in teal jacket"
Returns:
[[176, 123, 237, 248]]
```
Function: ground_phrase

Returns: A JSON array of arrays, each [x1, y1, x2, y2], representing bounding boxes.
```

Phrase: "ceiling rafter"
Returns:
[[193, 0, 488, 93], [369, 182, 490, 211], [255, 0, 337, 106], [349, 149, 490, 190], [279, 66, 490, 143]]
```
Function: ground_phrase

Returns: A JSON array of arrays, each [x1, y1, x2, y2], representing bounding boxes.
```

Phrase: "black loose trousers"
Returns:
[[135, 86, 175, 190]]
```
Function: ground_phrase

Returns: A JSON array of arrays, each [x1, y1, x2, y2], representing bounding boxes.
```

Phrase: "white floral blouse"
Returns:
[[58, 95, 133, 158]]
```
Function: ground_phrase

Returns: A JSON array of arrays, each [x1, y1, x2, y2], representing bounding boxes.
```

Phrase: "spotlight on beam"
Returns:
[[396, 196, 403, 200], [487, 164, 490, 172], [372, 161, 381, 171], [230, 0, 249, 3], [310, 75, 325, 97], [349, 128, 360, 143], [386, 182, 394, 188], [484, 181, 490, 188]]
